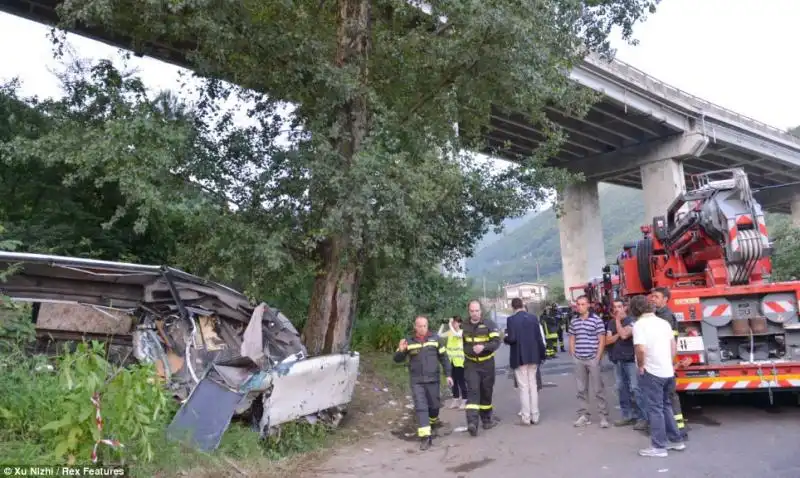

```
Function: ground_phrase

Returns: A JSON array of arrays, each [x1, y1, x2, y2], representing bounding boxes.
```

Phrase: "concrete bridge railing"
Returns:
[[584, 54, 800, 148]]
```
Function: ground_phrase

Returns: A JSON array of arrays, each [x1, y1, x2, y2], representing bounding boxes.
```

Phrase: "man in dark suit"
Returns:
[[504, 298, 547, 425]]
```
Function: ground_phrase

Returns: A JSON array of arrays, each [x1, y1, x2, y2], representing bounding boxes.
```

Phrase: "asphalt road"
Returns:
[[310, 352, 800, 478]]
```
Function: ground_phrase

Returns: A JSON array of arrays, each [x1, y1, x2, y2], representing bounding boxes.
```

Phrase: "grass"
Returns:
[[360, 352, 410, 393], [0, 343, 410, 478]]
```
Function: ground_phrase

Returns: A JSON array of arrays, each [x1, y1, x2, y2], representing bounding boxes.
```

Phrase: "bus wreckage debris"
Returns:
[[0, 251, 359, 451]]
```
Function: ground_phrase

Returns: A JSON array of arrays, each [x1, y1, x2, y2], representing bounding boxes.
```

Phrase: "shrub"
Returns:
[[0, 340, 174, 466], [350, 317, 407, 353]]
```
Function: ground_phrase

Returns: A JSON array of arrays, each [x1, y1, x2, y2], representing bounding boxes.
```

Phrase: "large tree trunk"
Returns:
[[302, 236, 362, 355], [301, 0, 371, 355]]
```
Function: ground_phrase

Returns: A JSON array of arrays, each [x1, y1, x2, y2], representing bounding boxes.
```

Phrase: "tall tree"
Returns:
[[48, 0, 659, 355]]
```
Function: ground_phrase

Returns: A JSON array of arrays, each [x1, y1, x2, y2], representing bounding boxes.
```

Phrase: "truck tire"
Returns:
[[636, 238, 654, 291]]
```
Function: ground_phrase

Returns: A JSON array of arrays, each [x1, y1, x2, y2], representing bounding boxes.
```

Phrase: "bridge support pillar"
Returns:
[[791, 194, 800, 228], [557, 180, 605, 301], [640, 158, 685, 225]]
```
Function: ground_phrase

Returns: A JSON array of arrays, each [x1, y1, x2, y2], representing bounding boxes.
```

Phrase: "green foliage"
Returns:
[[0, 342, 172, 466], [0, 226, 33, 350], [547, 280, 566, 305], [768, 214, 800, 281], [0, 70, 189, 264], [39, 341, 173, 464], [0, 300, 35, 351], [353, 263, 472, 352]]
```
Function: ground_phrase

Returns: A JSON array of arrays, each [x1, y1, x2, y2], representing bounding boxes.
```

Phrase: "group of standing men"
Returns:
[[569, 287, 689, 457], [393, 299, 503, 450], [394, 288, 690, 458]]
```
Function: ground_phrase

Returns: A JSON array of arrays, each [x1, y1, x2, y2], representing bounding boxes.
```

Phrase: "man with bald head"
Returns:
[[462, 299, 502, 436], [395, 315, 453, 451]]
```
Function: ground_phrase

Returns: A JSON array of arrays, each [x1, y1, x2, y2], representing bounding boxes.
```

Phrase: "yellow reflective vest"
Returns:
[[441, 330, 465, 368]]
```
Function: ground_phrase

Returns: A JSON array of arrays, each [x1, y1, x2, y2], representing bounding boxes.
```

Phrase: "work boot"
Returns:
[[430, 419, 444, 431], [467, 422, 479, 437], [419, 436, 432, 451], [482, 420, 497, 430], [614, 418, 636, 427], [633, 419, 648, 431]]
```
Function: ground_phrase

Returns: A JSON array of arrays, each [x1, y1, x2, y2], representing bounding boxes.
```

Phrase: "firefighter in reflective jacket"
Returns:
[[462, 300, 502, 436], [394, 315, 453, 451]]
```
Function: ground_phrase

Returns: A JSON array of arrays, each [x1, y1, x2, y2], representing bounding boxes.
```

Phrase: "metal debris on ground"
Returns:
[[0, 251, 360, 451]]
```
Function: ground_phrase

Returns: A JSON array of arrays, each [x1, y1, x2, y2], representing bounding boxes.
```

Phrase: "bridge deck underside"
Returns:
[[487, 97, 797, 214]]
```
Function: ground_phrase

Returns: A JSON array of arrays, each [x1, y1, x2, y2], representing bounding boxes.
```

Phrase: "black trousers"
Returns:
[[451, 365, 467, 398], [411, 381, 441, 438], [464, 358, 495, 425], [667, 379, 688, 437]]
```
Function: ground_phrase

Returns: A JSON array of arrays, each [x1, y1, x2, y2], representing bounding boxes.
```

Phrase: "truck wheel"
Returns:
[[636, 238, 654, 291]]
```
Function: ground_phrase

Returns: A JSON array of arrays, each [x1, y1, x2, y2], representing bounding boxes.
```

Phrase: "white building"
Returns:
[[502, 282, 548, 308]]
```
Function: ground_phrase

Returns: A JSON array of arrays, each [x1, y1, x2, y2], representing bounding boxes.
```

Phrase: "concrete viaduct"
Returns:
[[3, 1, 800, 298]]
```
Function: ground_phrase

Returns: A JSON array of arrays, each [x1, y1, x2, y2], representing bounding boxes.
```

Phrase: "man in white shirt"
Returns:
[[630, 295, 686, 458]]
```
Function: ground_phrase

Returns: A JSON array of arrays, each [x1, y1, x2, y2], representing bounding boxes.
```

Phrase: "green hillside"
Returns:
[[466, 183, 645, 289], [473, 209, 540, 251]]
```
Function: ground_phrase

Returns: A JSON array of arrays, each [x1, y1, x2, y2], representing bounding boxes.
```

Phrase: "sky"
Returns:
[[0, 0, 798, 130]]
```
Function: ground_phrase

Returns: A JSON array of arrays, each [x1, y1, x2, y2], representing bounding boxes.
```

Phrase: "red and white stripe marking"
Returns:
[[703, 304, 731, 317], [90, 392, 124, 463], [756, 215, 770, 247], [729, 225, 739, 251], [763, 300, 795, 314], [677, 378, 800, 391]]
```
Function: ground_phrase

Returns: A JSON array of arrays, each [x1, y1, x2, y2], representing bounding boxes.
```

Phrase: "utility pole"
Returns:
[[536, 259, 541, 282], [482, 276, 487, 300]]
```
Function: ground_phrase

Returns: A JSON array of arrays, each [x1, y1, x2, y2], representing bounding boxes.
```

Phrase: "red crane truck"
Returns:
[[615, 168, 800, 403]]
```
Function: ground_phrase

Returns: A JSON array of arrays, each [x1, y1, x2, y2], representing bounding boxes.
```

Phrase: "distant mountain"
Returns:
[[474, 210, 540, 252], [466, 183, 645, 289]]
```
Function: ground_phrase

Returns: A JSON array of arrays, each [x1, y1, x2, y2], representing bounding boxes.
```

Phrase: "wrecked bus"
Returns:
[[0, 251, 359, 451]]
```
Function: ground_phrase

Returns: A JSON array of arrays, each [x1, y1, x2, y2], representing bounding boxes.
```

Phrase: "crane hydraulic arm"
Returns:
[[621, 168, 773, 294]]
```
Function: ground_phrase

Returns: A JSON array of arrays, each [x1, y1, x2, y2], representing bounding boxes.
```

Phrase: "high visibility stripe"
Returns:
[[438, 346, 446, 354], [676, 375, 800, 391], [429, 417, 439, 424], [674, 413, 685, 429], [488, 331, 499, 338], [407, 341, 439, 350], [465, 404, 492, 410], [465, 353, 495, 362], [464, 336, 491, 343], [418, 426, 431, 437]]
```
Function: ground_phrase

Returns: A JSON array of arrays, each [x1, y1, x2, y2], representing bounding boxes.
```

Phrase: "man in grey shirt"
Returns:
[[568, 295, 610, 429]]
